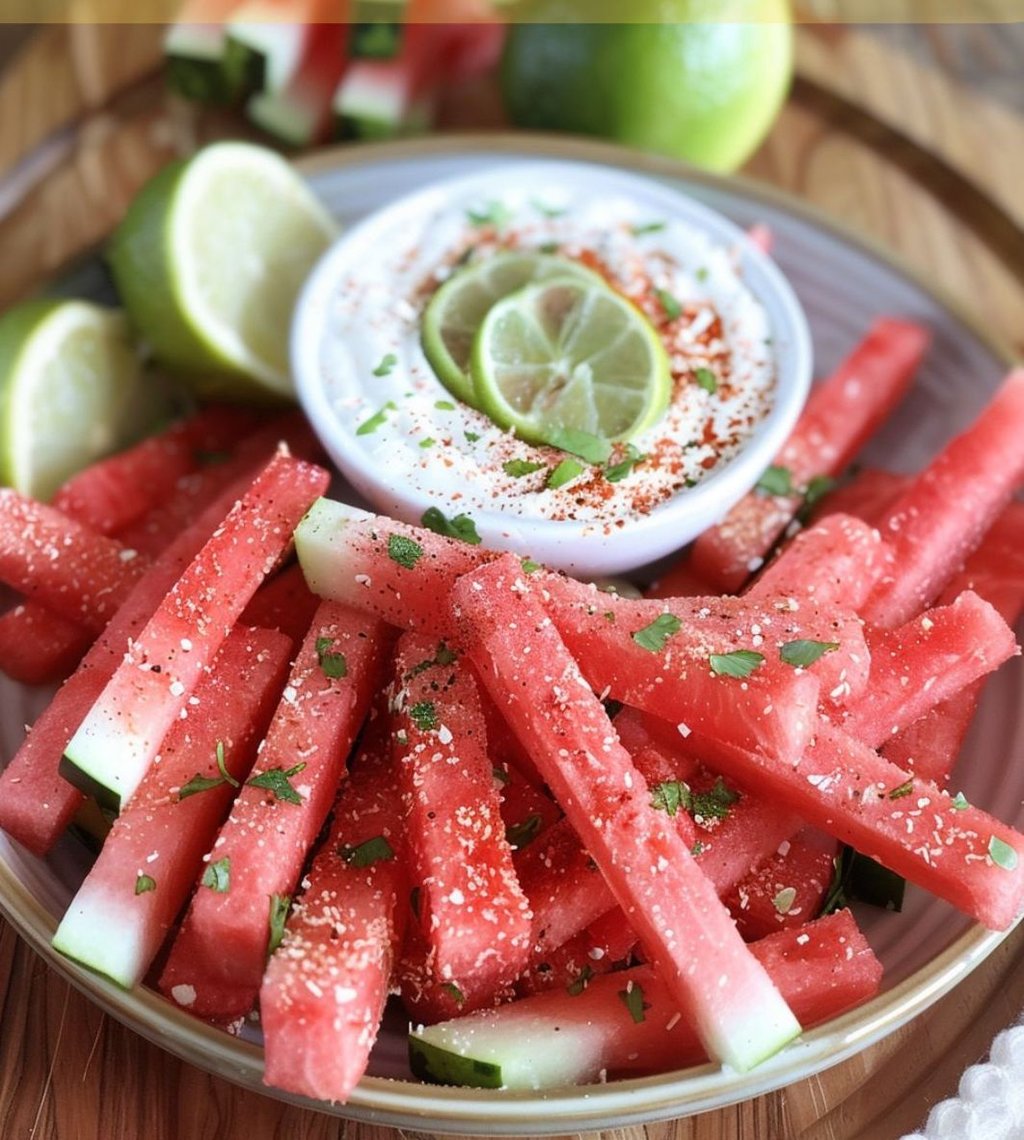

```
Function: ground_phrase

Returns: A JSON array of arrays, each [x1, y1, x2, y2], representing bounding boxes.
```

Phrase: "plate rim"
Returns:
[[0, 130, 1018, 1134]]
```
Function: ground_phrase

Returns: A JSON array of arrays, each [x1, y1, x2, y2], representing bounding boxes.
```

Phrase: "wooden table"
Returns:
[[1, 20, 1023, 1140]]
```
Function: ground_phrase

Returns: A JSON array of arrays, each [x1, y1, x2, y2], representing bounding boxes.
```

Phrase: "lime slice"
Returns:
[[108, 141, 336, 402], [422, 251, 608, 405], [471, 276, 671, 446], [0, 299, 173, 501]]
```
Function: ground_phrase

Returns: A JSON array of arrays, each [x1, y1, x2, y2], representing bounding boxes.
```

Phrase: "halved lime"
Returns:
[[0, 299, 174, 501], [108, 141, 337, 402], [471, 276, 671, 447], [421, 251, 608, 405]]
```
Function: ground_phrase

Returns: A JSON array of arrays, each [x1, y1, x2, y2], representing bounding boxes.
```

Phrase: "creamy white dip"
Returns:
[[317, 178, 776, 537]]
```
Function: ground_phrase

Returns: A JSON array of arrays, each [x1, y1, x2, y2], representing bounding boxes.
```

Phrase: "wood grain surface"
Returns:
[[0, 20, 1022, 1140]]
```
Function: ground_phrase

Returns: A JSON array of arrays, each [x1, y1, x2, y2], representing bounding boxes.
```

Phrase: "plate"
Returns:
[[0, 136, 1020, 1135]]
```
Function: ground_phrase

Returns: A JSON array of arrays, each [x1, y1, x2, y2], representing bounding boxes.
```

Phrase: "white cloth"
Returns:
[[902, 1016, 1024, 1139]]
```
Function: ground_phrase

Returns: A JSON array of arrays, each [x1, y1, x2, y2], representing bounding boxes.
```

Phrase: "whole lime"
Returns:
[[500, 0, 793, 173]]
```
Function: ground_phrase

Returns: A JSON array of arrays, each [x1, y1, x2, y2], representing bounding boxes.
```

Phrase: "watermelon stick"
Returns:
[[0, 460, 293, 856], [452, 555, 801, 1074], [60, 449, 330, 812], [862, 368, 1024, 629], [410, 909, 879, 1091], [261, 718, 408, 1105], [51, 626, 291, 988], [158, 600, 390, 1023], [689, 318, 929, 593]]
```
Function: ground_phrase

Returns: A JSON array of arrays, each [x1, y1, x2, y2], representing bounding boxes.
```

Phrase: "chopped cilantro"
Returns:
[[694, 367, 718, 394], [434, 399, 456, 411], [503, 458, 545, 478], [632, 613, 682, 653], [773, 887, 797, 915], [695, 266, 709, 283], [421, 506, 481, 545], [520, 557, 542, 575], [372, 352, 398, 377], [464, 430, 481, 442], [691, 777, 739, 821], [887, 779, 914, 800], [442, 981, 466, 1005], [547, 458, 585, 489], [802, 474, 836, 514], [756, 464, 793, 497], [604, 444, 646, 483], [215, 740, 240, 788], [618, 983, 648, 1024], [355, 400, 396, 436], [651, 779, 689, 817], [387, 533, 424, 570], [545, 427, 612, 465], [404, 641, 458, 681], [247, 762, 307, 805], [950, 791, 970, 810], [135, 873, 156, 895], [779, 639, 840, 668], [178, 771, 226, 800], [409, 701, 438, 731], [268, 893, 290, 955], [467, 200, 511, 228], [630, 220, 666, 236], [419, 437, 436, 449], [506, 814, 543, 850], [989, 835, 1018, 871], [709, 649, 765, 678], [315, 636, 348, 679], [691, 840, 706, 857], [203, 857, 231, 893], [339, 835, 395, 867], [566, 965, 594, 995], [655, 288, 682, 321]]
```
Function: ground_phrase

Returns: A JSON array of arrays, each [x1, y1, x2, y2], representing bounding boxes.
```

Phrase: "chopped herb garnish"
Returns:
[[756, 464, 794, 497], [545, 427, 612, 465], [801, 474, 836, 514], [566, 965, 594, 996], [419, 437, 435, 449], [691, 840, 706, 856], [434, 399, 456, 411], [421, 506, 481, 545], [655, 288, 682, 321], [651, 779, 690, 817], [268, 893, 290, 955], [464, 430, 481, 442], [532, 199, 565, 218], [989, 835, 1018, 871], [135, 873, 156, 895], [887, 779, 914, 800], [506, 814, 543, 850], [339, 834, 395, 867], [773, 887, 797, 915], [632, 613, 682, 653], [203, 857, 231, 893], [404, 641, 458, 681], [950, 791, 970, 810], [247, 762, 307, 805], [630, 220, 666, 236], [618, 983, 648, 1024], [315, 637, 348, 679], [695, 266, 709, 282], [442, 981, 466, 1005], [215, 740, 241, 788], [467, 200, 511, 228], [178, 772, 226, 800], [694, 366, 718, 394], [355, 400, 397, 436], [520, 557, 542, 575], [779, 639, 840, 668], [503, 458, 545, 478], [709, 649, 765, 678], [603, 611, 616, 623], [372, 352, 398, 377], [691, 777, 739, 821], [387, 533, 424, 570], [409, 701, 438, 732], [547, 458, 585, 489], [605, 444, 645, 483]]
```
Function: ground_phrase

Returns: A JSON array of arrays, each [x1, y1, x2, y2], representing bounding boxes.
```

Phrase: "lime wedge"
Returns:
[[108, 141, 336, 402], [470, 276, 671, 446], [422, 251, 608, 406], [0, 299, 173, 501]]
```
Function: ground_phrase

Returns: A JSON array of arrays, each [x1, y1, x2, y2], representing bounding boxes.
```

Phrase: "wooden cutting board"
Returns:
[[0, 21, 1022, 1140]]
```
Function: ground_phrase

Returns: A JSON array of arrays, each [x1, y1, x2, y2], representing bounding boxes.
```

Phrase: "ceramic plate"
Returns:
[[1, 136, 1020, 1135]]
